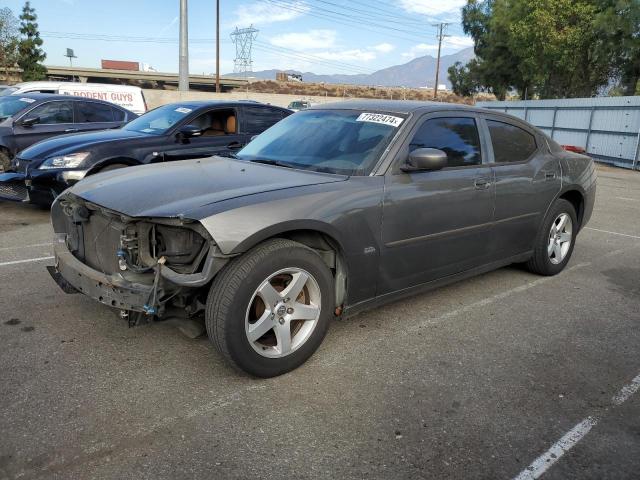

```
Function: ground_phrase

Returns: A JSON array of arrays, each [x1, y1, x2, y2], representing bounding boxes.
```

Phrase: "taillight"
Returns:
[[561, 145, 586, 154]]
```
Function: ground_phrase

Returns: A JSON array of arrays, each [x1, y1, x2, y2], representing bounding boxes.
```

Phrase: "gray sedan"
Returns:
[[48, 100, 596, 377]]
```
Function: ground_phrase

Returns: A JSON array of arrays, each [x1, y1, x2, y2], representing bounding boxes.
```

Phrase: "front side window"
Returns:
[[123, 104, 194, 135], [409, 117, 482, 167], [75, 101, 114, 123], [487, 120, 537, 163], [236, 109, 405, 175], [27, 101, 73, 124]]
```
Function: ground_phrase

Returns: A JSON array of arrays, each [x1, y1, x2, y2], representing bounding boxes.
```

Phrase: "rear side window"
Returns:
[[75, 101, 114, 123], [27, 101, 73, 124], [409, 117, 482, 167], [487, 120, 537, 163], [243, 106, 289, 134], [112, 108, 126, 122]]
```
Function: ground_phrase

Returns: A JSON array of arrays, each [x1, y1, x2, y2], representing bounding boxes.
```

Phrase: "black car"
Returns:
[[0, 100, 291, 206], [0, 93, 135, 172]]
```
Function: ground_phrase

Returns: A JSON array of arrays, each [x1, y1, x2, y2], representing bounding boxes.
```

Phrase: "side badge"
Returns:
[[364, 246, 376, 255]]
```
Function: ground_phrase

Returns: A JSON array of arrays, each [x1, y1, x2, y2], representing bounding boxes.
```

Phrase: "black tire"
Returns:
[[0, 150, 11, 172], [205, 238, 334, 377], [526, 199, 577, 276]]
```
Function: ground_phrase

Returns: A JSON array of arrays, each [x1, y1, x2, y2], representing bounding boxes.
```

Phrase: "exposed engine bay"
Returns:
[[50, 193, 230, 324]]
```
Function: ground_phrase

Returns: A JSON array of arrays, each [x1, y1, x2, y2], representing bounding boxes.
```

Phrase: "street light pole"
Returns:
[[216, 0, 220, 93], [178, 0, 189, 92]]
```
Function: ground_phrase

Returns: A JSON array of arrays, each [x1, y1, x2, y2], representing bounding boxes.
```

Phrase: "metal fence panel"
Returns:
[[476, 96, 640, 170]]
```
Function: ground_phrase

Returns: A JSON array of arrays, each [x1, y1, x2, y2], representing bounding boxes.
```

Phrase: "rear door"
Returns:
[[73, 100, 124, 134], [379, 113, 495, 294], [242, 104, 291, 136], [481, 115, 562, 259], [13, 100, 75, 152]]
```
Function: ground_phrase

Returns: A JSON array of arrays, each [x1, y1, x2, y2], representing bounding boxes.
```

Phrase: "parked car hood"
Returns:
[[69, 156, 347, 218], [18, 129, 146, 161]]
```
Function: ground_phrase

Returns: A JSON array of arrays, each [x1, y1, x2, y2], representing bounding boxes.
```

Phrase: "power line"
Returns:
[[41, 31, 231, 44], [258, 0, 431, 43], [252, 45, 372, 75], [253, 40, 374, 74]]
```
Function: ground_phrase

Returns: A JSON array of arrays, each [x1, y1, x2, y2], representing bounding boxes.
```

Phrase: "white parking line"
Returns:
[[513, 371, 640, 480], [585, 227, 640, 240], [0, 242, 53, 251], [615, 197, 639, 202], [0, 256, 54, 267], [612, 373, 640, 406], [513, 417, 598, 480]]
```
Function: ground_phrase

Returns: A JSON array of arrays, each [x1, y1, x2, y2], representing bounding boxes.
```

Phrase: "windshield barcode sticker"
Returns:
[[356, 112, 403, 127], [19, 97, 36, 103], [175, 107, 192, 114]]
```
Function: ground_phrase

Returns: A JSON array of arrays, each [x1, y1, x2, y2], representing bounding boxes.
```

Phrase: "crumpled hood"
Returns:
[[18, 129, 145, 161], [68, 156, 346, 217]]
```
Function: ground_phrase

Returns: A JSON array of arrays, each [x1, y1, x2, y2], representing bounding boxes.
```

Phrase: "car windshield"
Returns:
[[236, 109, 405, 175], [0, 87, 18, 96], [123, 103, 194, 135], [0, 96, 33, 121]]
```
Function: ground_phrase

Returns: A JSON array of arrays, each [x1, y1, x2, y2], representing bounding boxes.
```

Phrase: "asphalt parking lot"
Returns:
[[0, 165, 639, 480]]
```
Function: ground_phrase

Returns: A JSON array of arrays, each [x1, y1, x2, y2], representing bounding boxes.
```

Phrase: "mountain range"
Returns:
[[237, 47, 474, 88]]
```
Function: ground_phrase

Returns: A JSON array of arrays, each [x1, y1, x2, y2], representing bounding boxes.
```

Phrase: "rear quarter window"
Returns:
[[487, 120, 537, 163]]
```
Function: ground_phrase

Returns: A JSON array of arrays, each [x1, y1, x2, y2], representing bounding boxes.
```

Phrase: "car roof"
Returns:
[[310, 99, 487, 115], [164, 100, 289, 110]]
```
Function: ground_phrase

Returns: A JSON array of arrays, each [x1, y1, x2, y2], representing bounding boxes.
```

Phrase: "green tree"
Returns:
[[0, 7, 19, 79], [460, 0, 639, 99], [17, 1, 46, 81], [448, 60, 482, 97]]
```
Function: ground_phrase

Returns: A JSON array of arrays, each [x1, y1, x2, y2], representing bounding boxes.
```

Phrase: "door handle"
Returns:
[[64, 128, 78, 133], [544, 171, 557, 180], [227, 141, 242, 150], [474, 177, 491, 189]]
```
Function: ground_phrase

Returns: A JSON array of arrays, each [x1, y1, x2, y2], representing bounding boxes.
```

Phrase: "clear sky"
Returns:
[[2, 0, 473, 76]]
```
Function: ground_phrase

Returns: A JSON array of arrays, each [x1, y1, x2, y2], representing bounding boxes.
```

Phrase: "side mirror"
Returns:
[[178, 125, 203, 139], [402, 148, 447, 172], [20, 116, 40, 127]]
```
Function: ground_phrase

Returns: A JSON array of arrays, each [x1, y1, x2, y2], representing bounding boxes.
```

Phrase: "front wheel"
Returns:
[[526, 199, 577, 276], [205, 239, 334, 377]]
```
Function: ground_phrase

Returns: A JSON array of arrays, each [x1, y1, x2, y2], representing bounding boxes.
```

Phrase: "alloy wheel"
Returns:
[[245, 268, 321, 358], [548, 213, 573, 265]]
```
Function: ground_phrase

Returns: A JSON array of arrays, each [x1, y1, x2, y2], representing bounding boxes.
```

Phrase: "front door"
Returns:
[[13, 100, 75, 152], [379, 114, 495, 295], [161, 107, 248, 162]]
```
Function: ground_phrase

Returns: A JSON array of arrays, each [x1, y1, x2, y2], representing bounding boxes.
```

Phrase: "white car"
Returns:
[[0, 82, 147, 115]]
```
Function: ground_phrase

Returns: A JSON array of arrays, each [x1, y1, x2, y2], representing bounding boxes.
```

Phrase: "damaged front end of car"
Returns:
[[48, 192, 230, 325]]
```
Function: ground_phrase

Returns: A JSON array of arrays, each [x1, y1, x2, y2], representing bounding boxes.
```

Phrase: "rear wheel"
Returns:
[[205, 239, 334, 377], [526, 199, 577, 276]]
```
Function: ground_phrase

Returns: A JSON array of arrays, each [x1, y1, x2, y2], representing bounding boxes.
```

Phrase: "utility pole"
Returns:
[[215, 0, 220, 93], [178, 0, 189, 92], [432, 22, 449, 100]]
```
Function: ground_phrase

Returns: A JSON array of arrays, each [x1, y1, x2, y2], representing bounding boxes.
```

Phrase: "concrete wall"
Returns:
[[142, 89, 351, 109]]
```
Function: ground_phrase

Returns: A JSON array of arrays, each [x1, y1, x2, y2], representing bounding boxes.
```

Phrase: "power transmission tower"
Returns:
[[230, 26, 258, 80], [432, 22, 450, 100]]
